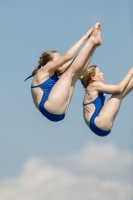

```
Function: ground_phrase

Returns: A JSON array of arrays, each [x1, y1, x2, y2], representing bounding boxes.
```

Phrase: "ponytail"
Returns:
[[24, 64, 41, 82]]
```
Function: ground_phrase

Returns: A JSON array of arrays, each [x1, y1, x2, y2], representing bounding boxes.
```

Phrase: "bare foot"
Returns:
[[90, 22, 102, 46]]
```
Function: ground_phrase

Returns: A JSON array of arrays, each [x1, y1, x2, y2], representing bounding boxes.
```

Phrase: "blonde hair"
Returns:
[[80, 65, 97, 89], [24, 50, 57, 81]]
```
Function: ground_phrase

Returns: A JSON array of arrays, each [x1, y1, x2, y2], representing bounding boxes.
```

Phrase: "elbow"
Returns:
[[118, 88, 123, 93], [116, 85, 124, 93]]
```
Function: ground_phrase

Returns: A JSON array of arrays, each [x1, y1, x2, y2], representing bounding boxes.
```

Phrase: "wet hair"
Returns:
[[24, 50, 57, 81], [79, 65, 97, 89]]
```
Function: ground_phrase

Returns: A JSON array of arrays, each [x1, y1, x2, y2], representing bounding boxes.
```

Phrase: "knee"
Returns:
[[97, 118, 113, 131]]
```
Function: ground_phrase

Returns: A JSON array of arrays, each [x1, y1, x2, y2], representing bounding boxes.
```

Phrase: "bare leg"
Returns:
[[66, 24, 102, 79], [95, 77, 133, 130], [64, 46, 96, 113], [45, 23, 102, 114]]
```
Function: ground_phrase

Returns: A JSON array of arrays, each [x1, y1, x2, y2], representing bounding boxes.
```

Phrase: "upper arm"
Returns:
[[92, 82, 121, 94]]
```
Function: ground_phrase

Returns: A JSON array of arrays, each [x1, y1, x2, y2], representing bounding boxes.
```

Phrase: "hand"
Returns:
[[84, 26, 94, 40]]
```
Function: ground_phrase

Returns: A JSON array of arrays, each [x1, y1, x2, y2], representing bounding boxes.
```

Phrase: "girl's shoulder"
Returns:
[[90, 81, 102, 87], [32, 70, 54, 86], [86, 82, 99, 93]]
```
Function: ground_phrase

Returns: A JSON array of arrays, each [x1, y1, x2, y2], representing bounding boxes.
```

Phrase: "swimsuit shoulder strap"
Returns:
[[31, 85, 39, 88], [83, 101, 92, 106], [83, 92, 101, 107], [31, 74, 57, 89]]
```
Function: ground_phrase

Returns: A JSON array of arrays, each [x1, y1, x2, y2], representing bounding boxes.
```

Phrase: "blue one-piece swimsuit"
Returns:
[[31, 74, 65, 122], [83, 92, 111, 137]]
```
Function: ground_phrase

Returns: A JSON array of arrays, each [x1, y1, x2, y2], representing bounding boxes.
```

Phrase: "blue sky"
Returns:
[[0, 1, 133, 199]]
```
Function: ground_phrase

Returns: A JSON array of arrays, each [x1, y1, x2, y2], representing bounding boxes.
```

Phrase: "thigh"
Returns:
[[95, 93, 122, 130], [95, 77, 133, 130], [45, 71, 76, 114]]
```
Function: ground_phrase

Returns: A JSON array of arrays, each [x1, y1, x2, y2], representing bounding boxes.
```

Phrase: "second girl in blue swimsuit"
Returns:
[[80, 65, 133, 136]]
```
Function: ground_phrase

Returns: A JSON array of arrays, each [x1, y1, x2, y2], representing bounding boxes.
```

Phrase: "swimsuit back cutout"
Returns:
[[83, 92, 111, 137], [31, 74, 65, 122]]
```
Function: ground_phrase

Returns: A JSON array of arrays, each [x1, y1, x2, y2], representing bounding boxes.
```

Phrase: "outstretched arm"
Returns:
[[92, 67, 133, 94], [65, 27, 94, 59], [46, 27, 94, 72]]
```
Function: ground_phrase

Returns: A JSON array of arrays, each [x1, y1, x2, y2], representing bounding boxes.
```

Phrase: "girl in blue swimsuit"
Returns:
[[80, 65, 133, 136], [24, 22, 102, 122]]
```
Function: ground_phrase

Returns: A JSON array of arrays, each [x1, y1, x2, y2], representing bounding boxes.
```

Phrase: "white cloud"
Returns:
[[0, 142, 133, 200]]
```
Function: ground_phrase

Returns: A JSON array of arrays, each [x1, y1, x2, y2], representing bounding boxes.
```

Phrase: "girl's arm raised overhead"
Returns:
[[45, 27, 94, 72], [92, 68, 133, 94]]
